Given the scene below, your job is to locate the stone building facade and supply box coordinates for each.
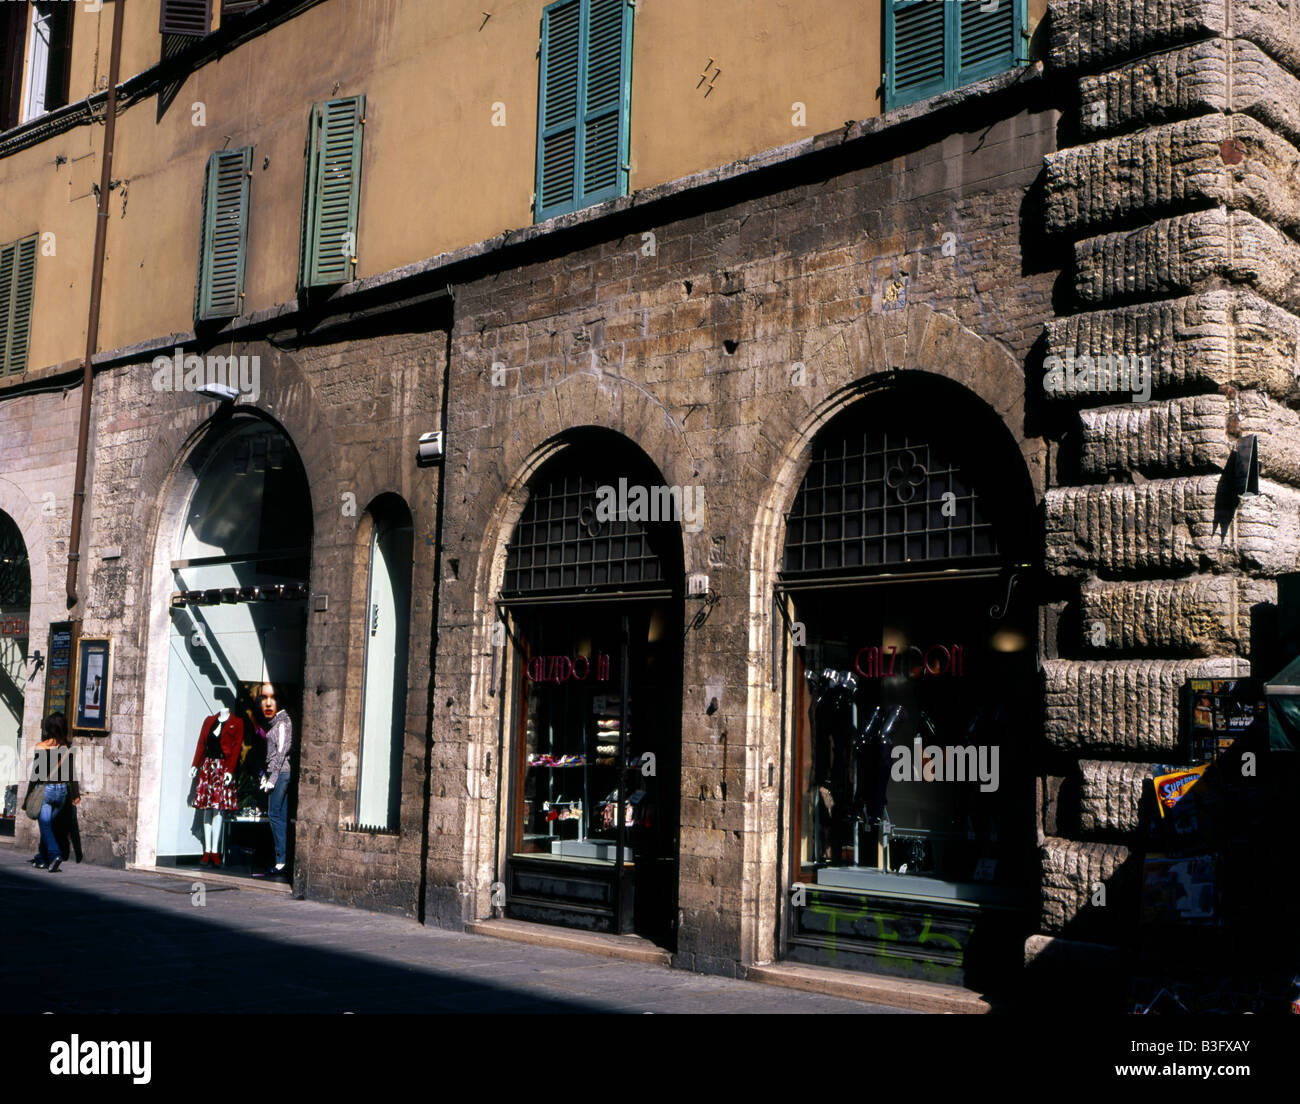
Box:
[1,0,1296,1007]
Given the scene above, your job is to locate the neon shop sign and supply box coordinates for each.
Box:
[0,618,28,638]
[525,653,612,684]
[854,644,964,679]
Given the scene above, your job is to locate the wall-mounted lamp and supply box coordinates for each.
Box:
[417,431,444,466]
[1232,435,1260,497]
[198,382,239,404]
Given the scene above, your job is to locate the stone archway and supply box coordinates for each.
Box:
[741,304,1042,969]
[428,368,701,929]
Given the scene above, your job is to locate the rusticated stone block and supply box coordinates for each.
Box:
[1045,477,1300,575]
[1043,291,1300,404]
[1040,835,1132,932]
[1077,392,1300,484]
[1050,0,1300,77]
[1050,0,1222,71]
[1077,39,1300,148]
[1078,575,1276,654]
[1074,210,1300,313]
[1078,759,1168,833]
[1078,395,1228,476]
[1044,657,1249,755]
[1044,115,1300,238]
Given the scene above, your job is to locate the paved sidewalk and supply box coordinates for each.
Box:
[0,850,905,1013]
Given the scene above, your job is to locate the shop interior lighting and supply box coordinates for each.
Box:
[171,581,310,605]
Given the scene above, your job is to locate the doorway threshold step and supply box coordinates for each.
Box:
[747,961,992,1013]
[466,918,670,965]
[127,863,293,896]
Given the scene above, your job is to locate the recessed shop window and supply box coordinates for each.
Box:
[157,417,312,875]
[884,0,1027,111]
[0,510,30,835]
[499,437,683,943]
[356,497,413,832]
[779,385,1035,984]
[534,0,633,222]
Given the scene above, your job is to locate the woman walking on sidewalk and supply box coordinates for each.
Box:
[26,713,81,872]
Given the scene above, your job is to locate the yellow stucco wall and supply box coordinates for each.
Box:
[2,0,1050,372]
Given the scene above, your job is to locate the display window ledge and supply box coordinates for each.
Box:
[510,850,634,868]
[803,868,1023,910]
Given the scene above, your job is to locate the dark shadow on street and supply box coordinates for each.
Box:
[0,863,616,1014]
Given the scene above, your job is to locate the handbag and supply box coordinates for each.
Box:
[24,783,46,820]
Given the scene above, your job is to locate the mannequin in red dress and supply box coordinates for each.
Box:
[188,705,244,865]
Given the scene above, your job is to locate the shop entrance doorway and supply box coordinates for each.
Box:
[0,509,29,835]
[156,416,312,876]
[778,383,1036,988]
[498,437,683,945]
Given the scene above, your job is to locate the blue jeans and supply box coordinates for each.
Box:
[38,783,68,863]
[268,774,290,866]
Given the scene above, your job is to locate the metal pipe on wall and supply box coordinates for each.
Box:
[65,0,124,608]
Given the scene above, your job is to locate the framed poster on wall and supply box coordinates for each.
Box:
[42,620,78,722]
[71,636,111,733]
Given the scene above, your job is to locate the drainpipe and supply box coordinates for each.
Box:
[66,0,125,608]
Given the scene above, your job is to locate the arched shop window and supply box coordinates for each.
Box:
[780,383,1036,978]
[0,510,30,834]
[157,416,312,873]
[499,434,683,944]
[357,496,413,831]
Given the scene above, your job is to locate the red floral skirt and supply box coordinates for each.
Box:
[194,757,238,811]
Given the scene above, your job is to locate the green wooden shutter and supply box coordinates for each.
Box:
[579,0,631,207]
[536,0,631,221]
[0,235,37,377]
[196,147,251,321]
[298,102,321,291]
[886,0,949,110]
[887,0,1023,110]
[299,95,365,289]
[537,0,582,219]
[160,0,213,37]
[0,242,14,376]
[957,0,1019,85]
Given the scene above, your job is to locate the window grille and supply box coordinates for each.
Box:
[504,471,670,596]
[782,420,998,577]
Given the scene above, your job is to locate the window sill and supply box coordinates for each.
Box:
[340,822,399,837]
